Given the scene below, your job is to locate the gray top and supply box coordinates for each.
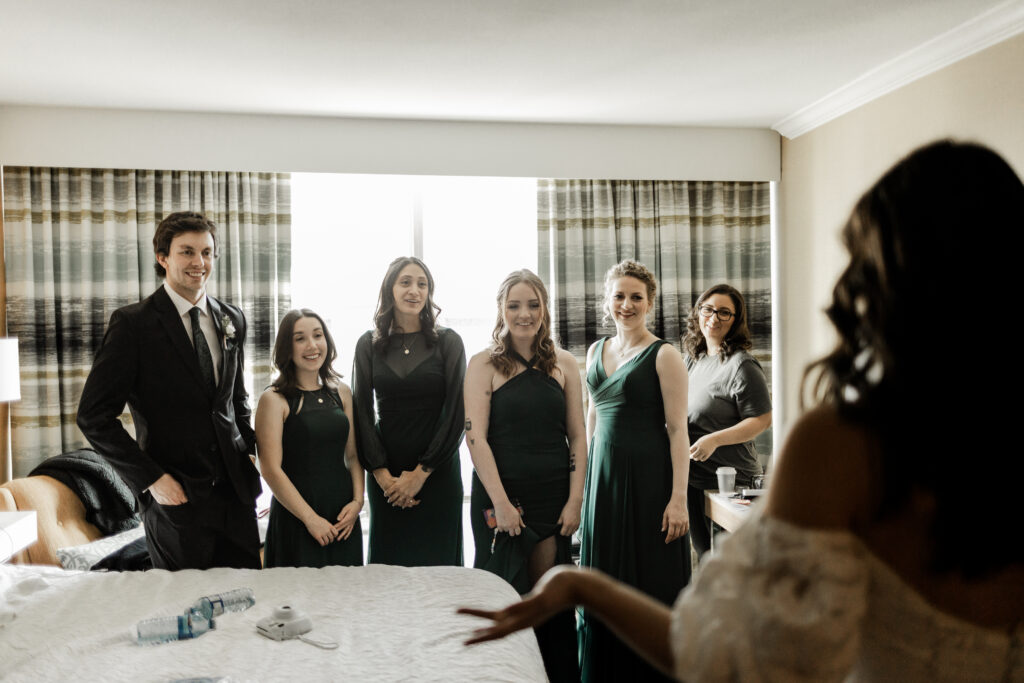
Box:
[686,350,772,489]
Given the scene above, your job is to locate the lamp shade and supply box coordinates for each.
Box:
[0,338,21,402]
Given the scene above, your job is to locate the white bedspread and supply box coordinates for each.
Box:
[0,563,545,682]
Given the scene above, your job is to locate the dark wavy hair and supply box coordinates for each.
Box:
[153,211,217,278]
[489,269,558,377]
[270,309,341,400]
[601,260,657,325]
[803,140,1024,577]
[372,257,441,354]
[682,284,754,359]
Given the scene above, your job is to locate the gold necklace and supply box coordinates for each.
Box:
[615,336,647,358]
[401,333,417,356]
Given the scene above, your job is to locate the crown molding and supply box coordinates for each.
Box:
[773,0,1024,139]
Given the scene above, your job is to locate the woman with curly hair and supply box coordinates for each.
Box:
[578,259,691,682]
[461,141,1024,681]
[682,284,772,557]
[464,269,586,681]
[351,257,466,566]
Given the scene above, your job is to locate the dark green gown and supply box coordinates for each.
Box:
[470,352,580,682]
[352,328,465,567]
[263,387,364,568]
[580,338,691,682]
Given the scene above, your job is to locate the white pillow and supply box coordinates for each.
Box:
[55,526,146,571]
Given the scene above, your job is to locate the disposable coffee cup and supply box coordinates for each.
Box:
[716,466,737,494]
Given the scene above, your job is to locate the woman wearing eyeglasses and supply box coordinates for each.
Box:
[682,284,772,558]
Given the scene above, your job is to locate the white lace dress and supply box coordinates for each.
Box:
[670,512,1023,682]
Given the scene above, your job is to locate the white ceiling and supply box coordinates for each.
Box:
[0,0,1018,131]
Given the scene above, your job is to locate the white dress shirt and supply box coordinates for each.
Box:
[163,281,223,385]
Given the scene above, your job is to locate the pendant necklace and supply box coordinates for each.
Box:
[616,335,647,359]
[401,333,417,356]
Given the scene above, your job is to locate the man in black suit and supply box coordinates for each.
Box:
[77,211,261,570]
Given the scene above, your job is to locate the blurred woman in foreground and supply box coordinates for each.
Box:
[460,140,1024,681]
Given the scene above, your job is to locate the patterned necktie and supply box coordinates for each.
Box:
[189,306,217,394]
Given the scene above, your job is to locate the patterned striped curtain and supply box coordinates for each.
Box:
[537,179,772,450]
[2,168,291,477]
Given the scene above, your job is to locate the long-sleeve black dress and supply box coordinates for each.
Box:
[351,327,466,566]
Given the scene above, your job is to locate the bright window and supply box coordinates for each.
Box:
[291,173,537,371]
[291,173,537,565]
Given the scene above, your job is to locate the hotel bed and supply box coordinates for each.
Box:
[0,474,546,681]
[0,561,545,682]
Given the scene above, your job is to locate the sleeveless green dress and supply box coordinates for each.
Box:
[580,338,691,682]
[263,387,364,568]
[470,351,579,682]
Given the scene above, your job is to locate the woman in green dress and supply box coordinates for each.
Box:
[352,257,466,566]
[465,269,586,682]
[256,309,364,568]
[579,260,691,682]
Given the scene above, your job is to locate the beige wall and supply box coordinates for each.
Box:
[776,32,1024,439]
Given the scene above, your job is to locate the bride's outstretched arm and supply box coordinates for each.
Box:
[459,565,674,676]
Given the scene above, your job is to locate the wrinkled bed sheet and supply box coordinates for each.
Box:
[0,563,545,682]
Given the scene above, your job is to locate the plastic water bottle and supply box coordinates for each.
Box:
[136,613,215,645]
[189,587,255,620]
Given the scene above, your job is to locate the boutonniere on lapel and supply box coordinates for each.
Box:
[221,315,237,350]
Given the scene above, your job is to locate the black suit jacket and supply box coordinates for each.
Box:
[77,286,260,508]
